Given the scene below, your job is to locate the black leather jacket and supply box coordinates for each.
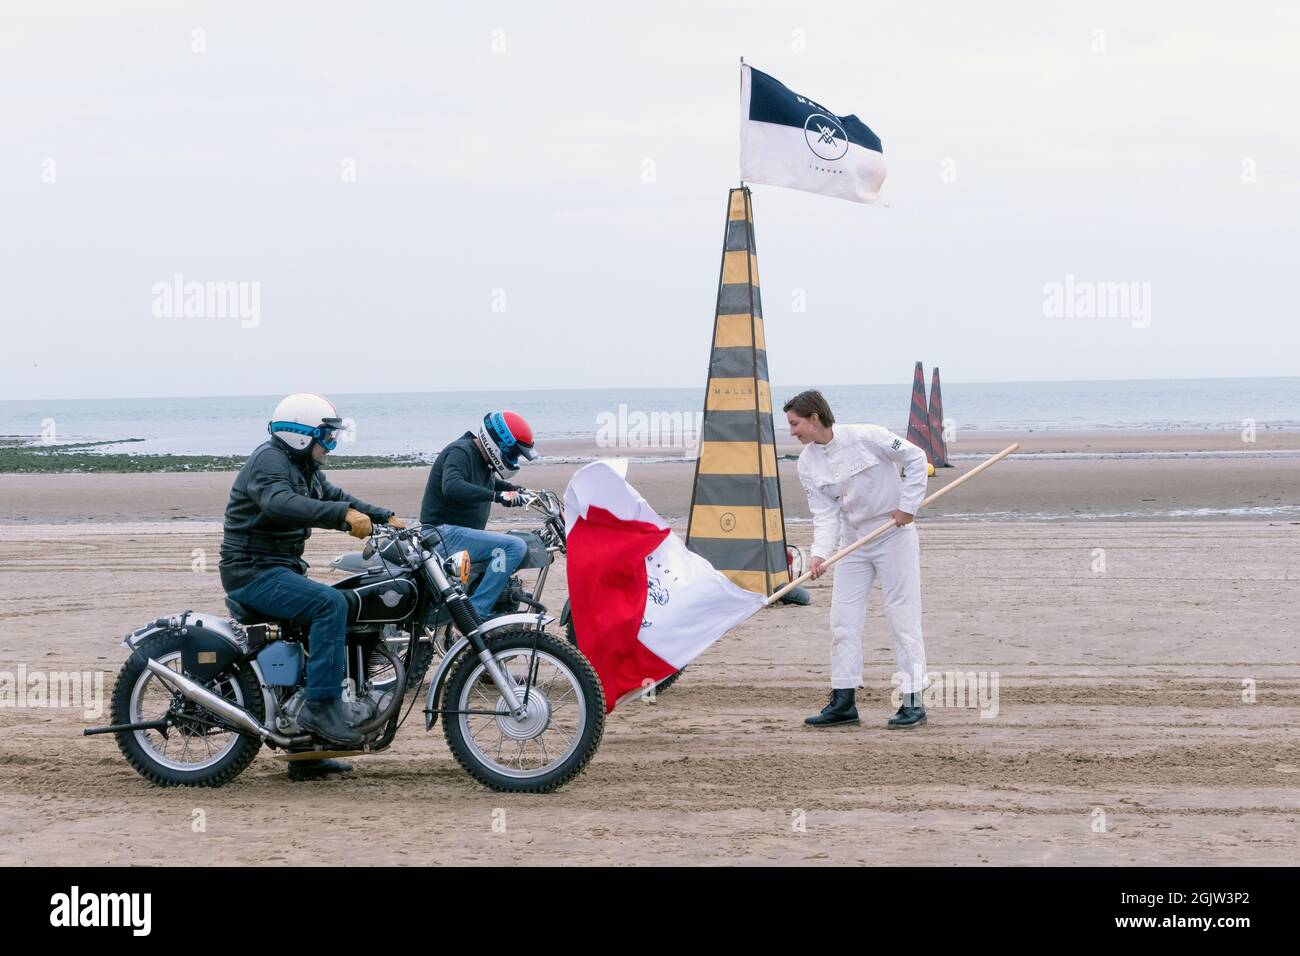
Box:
[219,438,393,592]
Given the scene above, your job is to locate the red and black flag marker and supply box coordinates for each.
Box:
[905,360,934,464]
[927,366,951,467]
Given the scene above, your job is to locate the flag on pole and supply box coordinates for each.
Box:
[564,460,766,711]
[740,63,887,204]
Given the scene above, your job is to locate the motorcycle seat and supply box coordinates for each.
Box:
[225,597,274,625]
[226,592,362,627]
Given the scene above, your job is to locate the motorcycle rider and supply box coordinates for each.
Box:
[220,394,405,776]
[419,411,537,620]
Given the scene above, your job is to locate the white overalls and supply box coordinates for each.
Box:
[797,424,929,694]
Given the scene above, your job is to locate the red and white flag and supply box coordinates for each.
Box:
[563,460,766,711]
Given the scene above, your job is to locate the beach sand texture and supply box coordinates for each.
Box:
[1,434,1297,864]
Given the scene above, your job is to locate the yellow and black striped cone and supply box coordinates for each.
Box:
[685,187,790,596]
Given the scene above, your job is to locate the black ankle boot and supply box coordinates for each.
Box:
[887,691,927,728]
[805,688,859,727]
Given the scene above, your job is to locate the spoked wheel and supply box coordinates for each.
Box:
[111,631,264,787]
[441,627,604,793]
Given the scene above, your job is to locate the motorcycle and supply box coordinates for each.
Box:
[332,489,686,695]
[86,523,606,792]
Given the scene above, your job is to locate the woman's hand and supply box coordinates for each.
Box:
[809,557,828,580]
[892,510,914,527]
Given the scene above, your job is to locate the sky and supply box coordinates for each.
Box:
[2,1,1298,401]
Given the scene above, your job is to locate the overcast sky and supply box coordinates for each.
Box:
[2,1,1297,401]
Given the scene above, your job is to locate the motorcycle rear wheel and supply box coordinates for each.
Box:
[111,631,264,787]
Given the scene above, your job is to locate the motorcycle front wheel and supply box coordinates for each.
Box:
[441,627,604,793]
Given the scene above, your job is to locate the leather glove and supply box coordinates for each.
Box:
[345,508,373,539]
[387,515,407,529]
[495,491,524,508]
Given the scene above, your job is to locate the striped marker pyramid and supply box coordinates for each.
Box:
[928,366,951,467]
[905,360,934,464]
[685,187,790,596]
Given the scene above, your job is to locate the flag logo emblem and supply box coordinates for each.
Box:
[804,113,848,160]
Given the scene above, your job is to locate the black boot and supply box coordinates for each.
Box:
[887,692,927,728]
[287,758,354,782]
[297,698,365,747]
[805,689,859,727]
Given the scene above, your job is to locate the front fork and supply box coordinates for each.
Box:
[424,552,529,717]
[476,644,525,716]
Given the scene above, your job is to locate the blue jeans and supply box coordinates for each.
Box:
[226,566,349,701]
[428,525,527,619]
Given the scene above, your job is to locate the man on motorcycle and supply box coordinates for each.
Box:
[220,393,404,774]
[419,411,538,620]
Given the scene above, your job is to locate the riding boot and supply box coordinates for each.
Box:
[297,698,365,747]
[804,688,860,727]
[887,691,927,729]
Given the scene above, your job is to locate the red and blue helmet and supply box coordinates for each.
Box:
[478,410,536,479]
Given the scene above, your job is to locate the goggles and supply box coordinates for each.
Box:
[269,420,342,451]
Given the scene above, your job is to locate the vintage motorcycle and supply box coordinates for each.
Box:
[86,523,606,792]
[333,489,687,695]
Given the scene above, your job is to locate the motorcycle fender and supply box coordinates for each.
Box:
[122,618,274,718]
[423,613,554,730]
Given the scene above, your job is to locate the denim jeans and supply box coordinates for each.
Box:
[226,566,349,701]
[428,525,527,619]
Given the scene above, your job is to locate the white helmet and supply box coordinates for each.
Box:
[268,393,344,452]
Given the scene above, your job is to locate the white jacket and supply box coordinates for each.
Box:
[796,424,929,560]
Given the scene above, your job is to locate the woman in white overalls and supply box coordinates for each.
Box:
[784,390,930,728]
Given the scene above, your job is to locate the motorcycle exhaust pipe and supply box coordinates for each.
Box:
[145,658,301,748]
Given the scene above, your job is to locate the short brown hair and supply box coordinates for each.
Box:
[782,389,835,426]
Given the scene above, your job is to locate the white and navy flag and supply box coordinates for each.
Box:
[739,64,887,204]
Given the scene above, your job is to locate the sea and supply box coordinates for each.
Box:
[1,378,1298,460]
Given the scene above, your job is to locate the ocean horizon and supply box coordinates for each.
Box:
[2,377,1297,458]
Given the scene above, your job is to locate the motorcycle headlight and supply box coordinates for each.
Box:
[446,550,471,585]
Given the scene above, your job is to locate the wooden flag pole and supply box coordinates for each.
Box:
[764,442,1021,607]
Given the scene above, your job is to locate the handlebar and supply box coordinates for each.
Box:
[362,522,423,561]
[517,488,562,517]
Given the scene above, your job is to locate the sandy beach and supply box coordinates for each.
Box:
[1,431,1298,865]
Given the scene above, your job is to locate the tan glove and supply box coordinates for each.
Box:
[387,516,407,529]
[345,508,373,539]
